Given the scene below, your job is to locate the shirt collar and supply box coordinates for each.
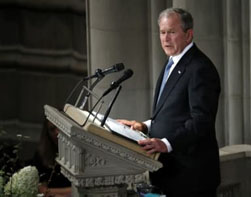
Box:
[169,42,194,65]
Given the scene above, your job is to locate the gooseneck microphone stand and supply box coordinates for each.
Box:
[101,85,122,127]
[64,69,105,110]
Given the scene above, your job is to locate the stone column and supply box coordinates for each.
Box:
[224,0,244,144]
[245,0,251,144]
[86,0,150,120]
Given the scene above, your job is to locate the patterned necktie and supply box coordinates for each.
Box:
[157,58,174,103]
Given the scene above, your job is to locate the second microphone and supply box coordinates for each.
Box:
[102,69,134,97]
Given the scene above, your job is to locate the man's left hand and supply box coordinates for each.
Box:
[138,138,168,154]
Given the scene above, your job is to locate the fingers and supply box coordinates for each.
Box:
[131,121,146,131]
[138,138,168,154]
[117,119,134,127]
[117,119,147,132]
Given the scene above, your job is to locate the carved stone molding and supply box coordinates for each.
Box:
[61,166,147,188]
[0,46,86,72]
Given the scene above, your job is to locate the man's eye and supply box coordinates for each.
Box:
[160,31,175,34]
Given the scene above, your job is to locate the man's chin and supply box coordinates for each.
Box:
[164,51,173,56]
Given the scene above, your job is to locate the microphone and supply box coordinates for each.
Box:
[78,63,124,110]
[85,63,125,80]
[83,69,133,127]
[102,69,133,97]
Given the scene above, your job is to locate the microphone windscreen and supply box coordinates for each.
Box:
[114,63,125,72]
[124,69,133,78]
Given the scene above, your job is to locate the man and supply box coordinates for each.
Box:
[119,8,221,197]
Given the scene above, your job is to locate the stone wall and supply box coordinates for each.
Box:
[218,145,251,197]
[0,0,87,160]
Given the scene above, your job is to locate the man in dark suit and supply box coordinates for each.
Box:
[119,8,221,197]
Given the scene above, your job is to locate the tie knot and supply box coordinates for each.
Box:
[166,58,173,69]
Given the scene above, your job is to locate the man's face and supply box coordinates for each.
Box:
[159,13,193,56]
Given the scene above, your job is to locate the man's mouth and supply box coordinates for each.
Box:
[164,44,171,47]
[165,45,172,49]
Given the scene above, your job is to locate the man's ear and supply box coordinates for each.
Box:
[186,29,194,43]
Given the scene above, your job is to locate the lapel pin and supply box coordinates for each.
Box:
[178,70,181,74]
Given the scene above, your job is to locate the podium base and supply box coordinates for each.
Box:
[72,184,128,197]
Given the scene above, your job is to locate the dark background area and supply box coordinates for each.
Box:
[0,0,87,164]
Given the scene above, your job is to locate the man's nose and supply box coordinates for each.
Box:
[163,33,170,41]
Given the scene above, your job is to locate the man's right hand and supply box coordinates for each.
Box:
[117,119,148,133]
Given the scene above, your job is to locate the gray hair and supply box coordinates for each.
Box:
[158,8,193,32]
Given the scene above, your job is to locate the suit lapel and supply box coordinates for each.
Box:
[152,44,197,119]
[152,63,186,118]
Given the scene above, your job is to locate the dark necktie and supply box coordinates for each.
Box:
[157,58,174,103]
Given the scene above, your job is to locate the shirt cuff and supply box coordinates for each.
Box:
[143,120,173,153]
[143,119,151,132]
[161,138,173,153]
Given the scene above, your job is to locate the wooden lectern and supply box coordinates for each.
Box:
[44,104,162,197]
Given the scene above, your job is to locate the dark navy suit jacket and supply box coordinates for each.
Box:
[149,44,221,195]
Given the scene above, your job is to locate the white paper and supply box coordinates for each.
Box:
[96,114,148,142]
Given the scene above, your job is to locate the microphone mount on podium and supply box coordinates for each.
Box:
[63,64,133,131]
[64,63,125,111]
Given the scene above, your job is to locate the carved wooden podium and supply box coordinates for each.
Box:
[44,104,162,197]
